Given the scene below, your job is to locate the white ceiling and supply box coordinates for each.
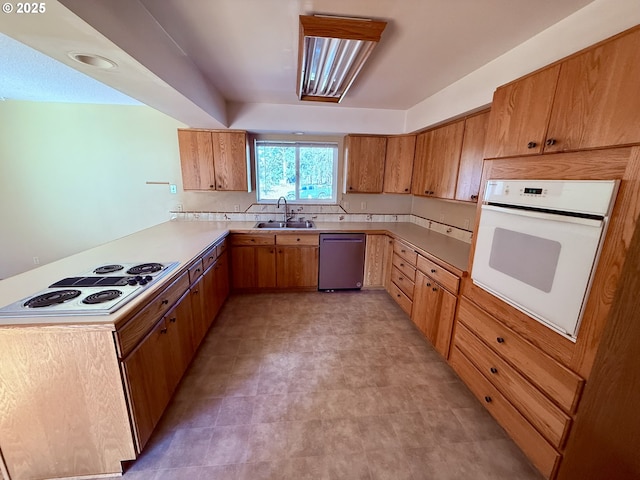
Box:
[0,33,139,104]
[2,0,637,133]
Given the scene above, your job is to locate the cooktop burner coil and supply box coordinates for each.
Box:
[24,290,82,308]
[82,290,123,305]
[127,263,164,275]
[94,264,124,274]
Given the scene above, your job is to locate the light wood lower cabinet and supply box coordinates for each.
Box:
[450,346,561,479]
[450,297,586,479]
[230,234,319,290]
[363,234,392,288]
[276,246,319,288]
[122,317,174,452]
[411,268,458,358]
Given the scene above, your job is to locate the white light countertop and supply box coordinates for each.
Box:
[0,221,471,327]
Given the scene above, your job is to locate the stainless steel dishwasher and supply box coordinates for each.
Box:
[318,233,366,290]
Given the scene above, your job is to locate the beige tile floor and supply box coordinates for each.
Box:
[115,291,543,480]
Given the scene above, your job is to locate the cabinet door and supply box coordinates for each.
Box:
[122,319,171,452]
[412,121,464,199]
[364,234,391,287]
[276,246,319,288]
[213,251,230,320]
[212,131,249,191]
[433,286,456,358]
[231,246,276,289]
[165,291,195,393]
[177,130,215,190]
[411,271,440,340]
[545,27,640,152]
[455,111,490,202]
[484,65,560,159]
[201,264,217,331]
[383,135,416,193]
[345,136,387,193]
[190,275,207,345]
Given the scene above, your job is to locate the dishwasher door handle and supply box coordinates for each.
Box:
[321,238,364,243]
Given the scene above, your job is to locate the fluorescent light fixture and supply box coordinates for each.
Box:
[297,15,387,103]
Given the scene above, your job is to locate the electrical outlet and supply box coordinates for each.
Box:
[176,204,183,212]
[463,218,470,230]
[234,205,240,212]
[360,201,367,210]
[169,184,177,194]
[33,256,39,265]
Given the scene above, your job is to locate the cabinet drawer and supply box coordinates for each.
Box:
[457,298,583,413]
[389,281,412,316]
[392,253,416,281]
[230,234,275,246]
[216,238,228,257]
[202,244,219,270]
[455,324,572,448]
[115,270,189,358]
[391,266,415,300]
[393,240,417,265]
[416,255,459,293]
[276,234,320,246]
[188,259,204,284]
[450,347,560,479]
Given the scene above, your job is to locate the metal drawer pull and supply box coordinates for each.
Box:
[484,396,492,403]
[169,317,177,323]
[160,327,168,334]
[490,367,498,374]
[496,337,505,343]
[161,299,169,305]
[431,269,436,273]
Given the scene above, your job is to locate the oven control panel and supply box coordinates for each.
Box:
[484,179,618,215]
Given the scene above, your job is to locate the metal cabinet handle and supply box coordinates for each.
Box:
[431,269,436,273]
[484,396,492,403]
[490,367,498,374]
[169,317,177,323]
[160,327,168,334]
[546,138,557,146]
[496,337,505,344]
[527,141,537,149]
[161,299,169,305]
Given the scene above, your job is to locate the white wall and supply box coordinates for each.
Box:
[0,101,186,279]
[405,0,640,132]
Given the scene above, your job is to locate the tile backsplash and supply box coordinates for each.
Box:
[169,204,473,243]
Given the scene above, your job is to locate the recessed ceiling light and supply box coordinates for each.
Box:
[293,132,305,135]
[68,53,117,69]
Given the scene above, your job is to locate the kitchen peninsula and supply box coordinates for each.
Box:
[0,220,469,480]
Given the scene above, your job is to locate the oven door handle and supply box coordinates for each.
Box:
[481,204,604,228]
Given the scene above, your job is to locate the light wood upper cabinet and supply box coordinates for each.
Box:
[178,129,250,191]
[412,120,464,199]
[483,65,560,159]
[383,135,416,193]
[345,135,387,193]
[545,27,640,152]
[485,25,640,158]
[211,131,249,190]
[455,111,490,202]
[178,130,215,190]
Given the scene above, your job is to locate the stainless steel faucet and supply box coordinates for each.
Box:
[277,196,289,226]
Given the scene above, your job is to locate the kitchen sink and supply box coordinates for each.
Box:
[254,220,315,229]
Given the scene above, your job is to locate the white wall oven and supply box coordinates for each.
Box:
[472,180,618,341]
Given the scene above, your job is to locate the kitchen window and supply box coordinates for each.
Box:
[255,141,338,203]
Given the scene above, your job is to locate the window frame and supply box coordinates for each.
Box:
[254,140,339,204]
